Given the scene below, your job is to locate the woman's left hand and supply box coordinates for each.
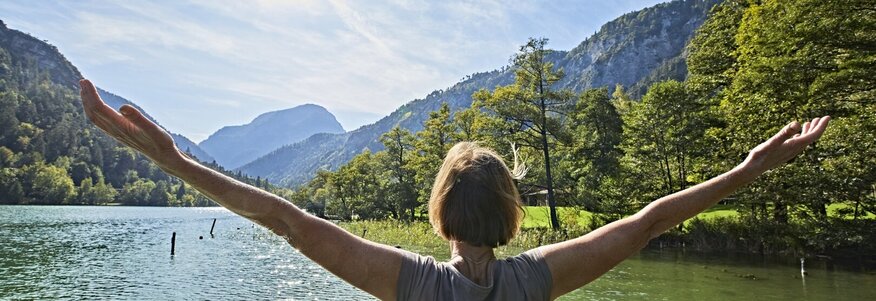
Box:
[742,116,831,175]
[79,79,184,169]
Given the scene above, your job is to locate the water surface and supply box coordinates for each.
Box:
[1,206,873,300]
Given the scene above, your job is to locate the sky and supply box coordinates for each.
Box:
[1,0,666,142]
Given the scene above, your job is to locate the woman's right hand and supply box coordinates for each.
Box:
[79,79,184,171]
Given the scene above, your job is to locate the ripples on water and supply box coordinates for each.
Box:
[1,206,875,300]
[0,206,372,300]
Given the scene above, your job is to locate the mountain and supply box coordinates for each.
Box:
[198,104,344,169]
[0,19,212,162]
[239,0,720,187]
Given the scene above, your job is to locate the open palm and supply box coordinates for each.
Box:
[79,79,180,165]
[744,116,831,174]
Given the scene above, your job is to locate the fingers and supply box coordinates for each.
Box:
[807,116,830,138]
[79,79,128,129]
[120,104,166,138]
[790,116,831,146]
[768,121,801,146]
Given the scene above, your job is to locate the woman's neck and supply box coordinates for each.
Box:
[449,241,496,286]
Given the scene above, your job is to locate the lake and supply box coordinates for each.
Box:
[1,206,874,300]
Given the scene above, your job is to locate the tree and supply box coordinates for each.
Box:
[30,163,76,204]
[562,88,625,215]
[722,0,875,222]
[0,146,15,168]
[118,179,156,206]
[685,0,748,93]
[149,180,172,206]
[380,127,418,220]
[411,103,455,213]
[622,80,717,205]
[0,168,23,204]
[175,182,186,201]
[476,38,574,229]
[77,177,117,205]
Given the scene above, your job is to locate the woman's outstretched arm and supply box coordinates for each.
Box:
[79,79,403,300]
[541,116,831,299]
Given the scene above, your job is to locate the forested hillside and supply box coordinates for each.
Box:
[240,0,721,187]
[286,0,875,256]
[0,20,278,206]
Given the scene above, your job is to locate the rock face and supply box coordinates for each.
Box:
[0,20,80,89]
[198,104,345,169]
[0,20,215,163]
[240,0,721,187]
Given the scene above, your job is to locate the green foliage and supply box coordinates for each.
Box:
[559,88,626,216]
[118,179,156,206]
[0,168,23,203]
[298,1,874,257]
[622,80,719,207]
[476,37,575,229]
[76,178,116,205]
[380,127,418,220]
[713,0,876,225]
[29,162,75,204]
[410,103,455,213]
[0,40,291,206]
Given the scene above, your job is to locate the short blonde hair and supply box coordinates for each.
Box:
[428,142,524,247]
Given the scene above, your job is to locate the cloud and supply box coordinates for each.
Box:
[1,0,668,142]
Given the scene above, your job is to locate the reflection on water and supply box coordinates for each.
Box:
[1,206,874,300]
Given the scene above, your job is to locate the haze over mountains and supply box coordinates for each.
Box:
[240,0,721,187]
[198,104,344,169]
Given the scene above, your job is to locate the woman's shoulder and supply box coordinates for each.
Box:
[498,247,547,268]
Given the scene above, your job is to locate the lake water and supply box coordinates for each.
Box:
[1,206,874,300]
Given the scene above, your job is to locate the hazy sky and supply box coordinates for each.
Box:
[2,0,666,142]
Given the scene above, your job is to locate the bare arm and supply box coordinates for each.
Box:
[79,79,403,300]
[542,116,831,299]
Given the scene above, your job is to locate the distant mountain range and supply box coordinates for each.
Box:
[198,104,344,169]
[239,0,722,187]
[0,0,721,188]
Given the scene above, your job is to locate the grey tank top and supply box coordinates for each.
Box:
[396,248,552,301]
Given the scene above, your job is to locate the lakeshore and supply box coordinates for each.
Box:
[2,205,875,300]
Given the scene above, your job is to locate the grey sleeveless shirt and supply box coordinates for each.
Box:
[396,248,553,301]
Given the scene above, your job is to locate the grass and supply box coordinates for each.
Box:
[695,204,740,220]
[828,203,876,219]
[521,206,594,228]
[522,205,740,229]
[338,203,873,257]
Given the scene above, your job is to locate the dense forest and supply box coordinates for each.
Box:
[287,0,875,256]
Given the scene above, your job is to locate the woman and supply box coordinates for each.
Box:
[78,79,830,300]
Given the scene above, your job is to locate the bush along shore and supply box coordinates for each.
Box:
[338,209,876,267]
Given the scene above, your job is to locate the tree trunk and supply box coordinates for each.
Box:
[540,97,560,229]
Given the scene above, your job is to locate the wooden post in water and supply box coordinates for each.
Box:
[171,232,176,256]
[210,218,217,238]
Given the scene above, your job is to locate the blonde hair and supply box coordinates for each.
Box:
[428,142,525,247]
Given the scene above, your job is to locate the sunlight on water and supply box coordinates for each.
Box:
[1,206,874,300]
